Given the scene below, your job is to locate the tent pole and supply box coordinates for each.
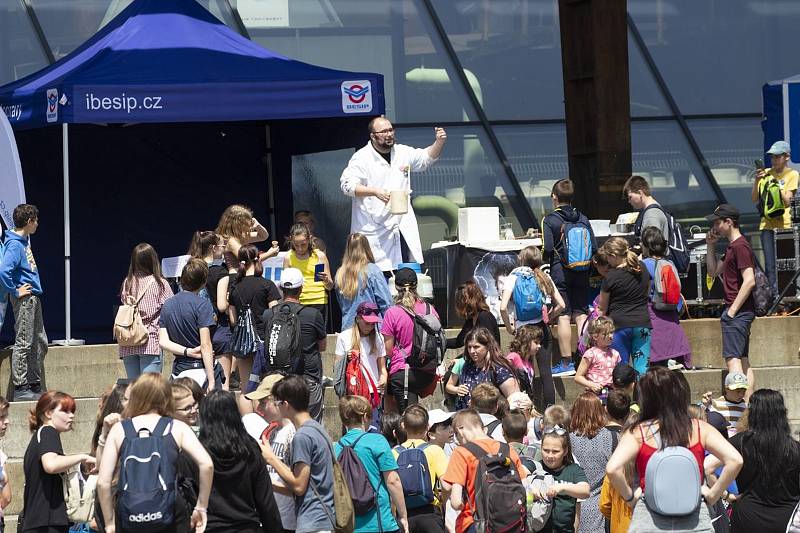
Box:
[55,123,84,346]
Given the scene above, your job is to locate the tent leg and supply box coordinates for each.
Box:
[54,123,84,346]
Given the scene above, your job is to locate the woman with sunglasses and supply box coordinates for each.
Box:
[528,425,590,533]
[605,367,742,532]
[334,302,387,409]
[445,327,520,411]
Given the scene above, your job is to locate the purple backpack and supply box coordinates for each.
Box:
[337,432,378,515]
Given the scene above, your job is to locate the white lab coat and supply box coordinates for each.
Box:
[340,141,436,271]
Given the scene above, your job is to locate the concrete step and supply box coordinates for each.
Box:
[1,316,797,400]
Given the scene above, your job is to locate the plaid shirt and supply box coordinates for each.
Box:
[118,275,173,357]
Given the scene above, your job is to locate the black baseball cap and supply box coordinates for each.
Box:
[394,267,418,287]
[705,203,740,222]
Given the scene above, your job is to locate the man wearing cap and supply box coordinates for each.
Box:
[340,118,447,272]
[262,267,327,422]
[705,372,749,438]
[242,375,297,533]
[752,140,798,295]
[705,204,756,387]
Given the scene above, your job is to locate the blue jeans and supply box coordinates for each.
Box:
[123,354,162,379]
[612,327,652,377]
[761,229,779,295]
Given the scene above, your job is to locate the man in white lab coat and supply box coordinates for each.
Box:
[340,117,447,272]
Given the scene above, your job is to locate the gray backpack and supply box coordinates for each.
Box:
[643,424,702,516]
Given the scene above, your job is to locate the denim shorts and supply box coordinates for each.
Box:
[720,308,755,359]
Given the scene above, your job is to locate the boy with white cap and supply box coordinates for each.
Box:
[261,267,327,422]
[704,371,749,438]
[752,140,798,295]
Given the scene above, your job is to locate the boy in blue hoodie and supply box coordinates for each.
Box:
[0,204,46,401]
[542,179,596,378]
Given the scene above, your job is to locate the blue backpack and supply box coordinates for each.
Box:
[512,268,544,322]
[116,417,177,531]
[558,215,592,271]
[393,443,435,509]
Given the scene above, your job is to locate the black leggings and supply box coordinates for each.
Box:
[531,322,555,408]
[388,369,435,413]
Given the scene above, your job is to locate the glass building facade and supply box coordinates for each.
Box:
[1,0,796,254]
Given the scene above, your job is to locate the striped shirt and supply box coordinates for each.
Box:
[711,396,747,437]
[118,275,173,357]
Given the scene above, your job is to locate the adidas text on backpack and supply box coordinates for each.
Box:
[117,417,177,531]
[263,302,305,373]
[464,442,528,533]
[511,268,544,323]
[642,423,702,517]
[394,443,435,509]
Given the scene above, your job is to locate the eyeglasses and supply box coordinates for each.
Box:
[543,425,567,436]
[372,128,395,135]
[176,403,198,413]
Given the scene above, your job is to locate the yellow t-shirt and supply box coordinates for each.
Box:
[393,438,449,507]
[287,249,327,305]
[759,167,799,230]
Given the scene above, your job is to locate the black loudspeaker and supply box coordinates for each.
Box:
[681,262,725,302]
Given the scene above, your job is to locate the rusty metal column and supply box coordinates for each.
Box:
[558,0,631,219]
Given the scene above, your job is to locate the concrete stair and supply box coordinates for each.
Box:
[0,316,796,532]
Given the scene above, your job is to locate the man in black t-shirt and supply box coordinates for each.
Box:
[705,204,756,395]
[263,268,327,423]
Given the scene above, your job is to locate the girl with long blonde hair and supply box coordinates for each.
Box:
[215,204,278,272]
[335,233,392,329]
[596,236,653,375]
[500,245,565,407]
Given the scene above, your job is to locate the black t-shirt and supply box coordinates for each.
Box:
[23,425,68,529]
[229,276,282,337]
[729,431,800,531]
[601,264,652,329]
[206,264,230,326]
[446,309,501,350]
[262,302,326,382]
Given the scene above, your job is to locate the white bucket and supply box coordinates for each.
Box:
[389,189,409,215]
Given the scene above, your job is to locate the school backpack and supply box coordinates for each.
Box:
[643,425,702,517]
[393,443,435,509]
[634,205,691,274]
[758,176,785,219]
[230,288,262,358]
[262,302,305,373]
[523,461,554,533]
[401,303,446,372]
[645,259,682,312]
[512,268,544,323]
[336,432,378,515]
[116,417,177,531]
[556,211,592,271]
[464,442,528,533]
[62,465,97,524]
[113,278,155,347]
[345,350,381,409]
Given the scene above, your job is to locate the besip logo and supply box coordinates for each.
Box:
[46,88,58,123]
[128,511,163,522]
[341,80,372,114]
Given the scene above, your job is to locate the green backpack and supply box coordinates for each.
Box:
[758,176,785,219]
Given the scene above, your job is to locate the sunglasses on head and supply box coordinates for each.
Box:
[543,425,567,436]
[359,307,379,316]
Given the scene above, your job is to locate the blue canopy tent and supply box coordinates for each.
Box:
[0,0,384,343]
[763,76,800,162]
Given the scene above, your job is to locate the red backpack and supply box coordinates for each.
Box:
[345,351,380,408]
[648,259,681,311]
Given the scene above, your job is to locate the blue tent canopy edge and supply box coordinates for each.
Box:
[0,0,385,129]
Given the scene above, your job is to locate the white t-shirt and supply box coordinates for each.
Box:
[335,328,386,391]
[242,415,297,530]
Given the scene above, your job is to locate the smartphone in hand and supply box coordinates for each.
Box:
[314,263,325,282]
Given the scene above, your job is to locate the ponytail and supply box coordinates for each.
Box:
[623,250,641,274]
[599,237,641,275]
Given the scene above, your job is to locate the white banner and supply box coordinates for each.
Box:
[0,107,25,230]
